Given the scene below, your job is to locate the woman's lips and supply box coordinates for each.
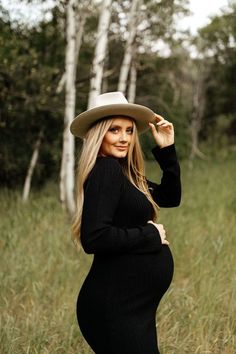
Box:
[116,146,128,150]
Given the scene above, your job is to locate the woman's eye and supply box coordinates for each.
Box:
[109,128,119,133]
[109,128,133,134]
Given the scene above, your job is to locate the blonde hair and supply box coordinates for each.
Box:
[71,117,160,248]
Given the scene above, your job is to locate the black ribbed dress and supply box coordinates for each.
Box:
[76,143,181,354]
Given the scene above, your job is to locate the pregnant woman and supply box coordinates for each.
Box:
[70,92,181,354]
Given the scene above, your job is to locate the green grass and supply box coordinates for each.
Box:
[1,155,236,353]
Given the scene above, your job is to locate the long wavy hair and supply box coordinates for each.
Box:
[71,116,160,248]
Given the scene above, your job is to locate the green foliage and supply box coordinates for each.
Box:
[138,52,191,159]
[1,157,236,353]
[0,7,65,187]
[197,4,236,145]
[0,1,235,188]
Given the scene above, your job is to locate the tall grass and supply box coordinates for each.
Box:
[146,153,236,353]
[1,155,235,354]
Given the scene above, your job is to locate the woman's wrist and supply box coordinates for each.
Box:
[156,142,175,149]
[151,143,178,169]
[158,142,175,149]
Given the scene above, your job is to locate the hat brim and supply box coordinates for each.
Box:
[70,103,156,138]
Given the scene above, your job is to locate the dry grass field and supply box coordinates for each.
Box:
[1,154,235,353]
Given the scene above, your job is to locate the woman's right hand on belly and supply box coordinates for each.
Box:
[147,221,169,245]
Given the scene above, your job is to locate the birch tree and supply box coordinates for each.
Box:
[22,130,43,202]
[117,0,188,96]
[87,0,112,109]
[117,0,141,95]
[127,59,137,103]
[189,64,208,163]
[56,5,87,94]
[60,0,79,215]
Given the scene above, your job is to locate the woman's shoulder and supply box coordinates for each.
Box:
[95,155,122,169]
[88,156,123,181]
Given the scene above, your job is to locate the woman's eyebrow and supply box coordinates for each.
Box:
[110,124,133,128]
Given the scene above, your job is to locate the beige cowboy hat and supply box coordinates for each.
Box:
[70,91,156,138]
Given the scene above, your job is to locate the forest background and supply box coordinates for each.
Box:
[0,0,236,353]
[1,0,235,192]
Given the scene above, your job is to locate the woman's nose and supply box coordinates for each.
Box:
[119,132,128,142]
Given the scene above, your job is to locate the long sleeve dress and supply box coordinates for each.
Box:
[76,143,181,354]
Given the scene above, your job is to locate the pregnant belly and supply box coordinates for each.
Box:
[111,245,174,298]
[81,246,174,308]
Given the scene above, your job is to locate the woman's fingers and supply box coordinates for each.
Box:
[147,221,170,245]
[151,114,173,129]
[162,239,169,245]
[149,121,171,129]
[156,120,173,127]
[154,114,165,121]
[157,123,171,128]
[148,122,158,134]
[149,117,174,148]
[148,122,155,128]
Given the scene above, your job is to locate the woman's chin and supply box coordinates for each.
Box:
[110,151,127,159]
[114,150,128,158]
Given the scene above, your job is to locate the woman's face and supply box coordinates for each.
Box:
[99,117,134,158]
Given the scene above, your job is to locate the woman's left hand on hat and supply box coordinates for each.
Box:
[148,114,174,148]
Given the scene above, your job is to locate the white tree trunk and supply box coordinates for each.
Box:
[56,13,86,94]
[60,0,79,215]
[189,69,208,163]
[22,130,43,203]
[127,60,137,103]
[117,0,140,94]
[87,0,112,109]
[56,72,66,95]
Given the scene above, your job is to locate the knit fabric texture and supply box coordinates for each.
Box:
[77,143,181,354]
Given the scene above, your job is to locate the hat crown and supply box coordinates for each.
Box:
[70,91,155,138]
[94,92,128,108]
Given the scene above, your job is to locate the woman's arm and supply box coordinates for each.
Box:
[80,157,162,255]
[147,114,181,207]
[146,143,181,207]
